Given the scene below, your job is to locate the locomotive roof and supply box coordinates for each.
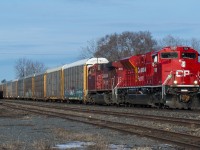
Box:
[149,46,197,56]
[159,46,196,52]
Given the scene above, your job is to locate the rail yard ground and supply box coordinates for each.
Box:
[0,100,196,150]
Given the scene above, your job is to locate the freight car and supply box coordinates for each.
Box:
[87,46,200,109]
[0,58,109,103]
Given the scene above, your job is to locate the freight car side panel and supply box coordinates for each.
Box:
[11,80,18,98]
[34,73,45,99]
[6,82,12,98]
[64,65,84,100]
[46,70,62,99]
[0,84,2,91]
[3,84,6,98]
[17,79,24,98]
[24,77,33,99]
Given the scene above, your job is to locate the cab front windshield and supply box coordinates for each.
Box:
[181,53,196,59]
[161,52,178,59]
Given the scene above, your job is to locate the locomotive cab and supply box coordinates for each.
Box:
[159,46,200,109]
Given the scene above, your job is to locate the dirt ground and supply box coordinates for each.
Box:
[0,104,183,150]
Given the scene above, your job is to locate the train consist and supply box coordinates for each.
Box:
[1,46,200,109]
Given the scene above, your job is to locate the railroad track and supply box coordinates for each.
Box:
[4,100,200,128]
[2,101,200,149]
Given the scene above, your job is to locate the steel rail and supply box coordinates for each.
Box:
[2,102,200,150]
[4,100,200,128]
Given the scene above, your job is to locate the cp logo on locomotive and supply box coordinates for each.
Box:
[176,70,190,77]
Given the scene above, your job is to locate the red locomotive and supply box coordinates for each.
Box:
[87,46,200,109]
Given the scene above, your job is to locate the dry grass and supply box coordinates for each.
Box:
[32,139,54,150]
[131,147,152,150]
[0,141,23,150]
[0,139,55,150]
[53,128,109,150]
[0,106,108,149]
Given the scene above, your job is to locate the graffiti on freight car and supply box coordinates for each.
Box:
[65,88,83,100]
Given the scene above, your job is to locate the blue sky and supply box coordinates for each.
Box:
[0,0,200,81]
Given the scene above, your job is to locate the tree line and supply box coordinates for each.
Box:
[1,58,47,83]
[80,31,200,61]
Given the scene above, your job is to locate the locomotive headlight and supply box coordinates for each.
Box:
[174,80,178,84]
[194,80,198,85]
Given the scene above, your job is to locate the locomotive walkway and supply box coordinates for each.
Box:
[2,100,200,149]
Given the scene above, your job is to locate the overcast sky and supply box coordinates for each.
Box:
[0,0,200,80]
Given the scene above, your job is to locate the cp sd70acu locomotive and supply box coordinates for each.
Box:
[87,46,200,109]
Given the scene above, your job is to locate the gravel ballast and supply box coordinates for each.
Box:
[0,102,186,150]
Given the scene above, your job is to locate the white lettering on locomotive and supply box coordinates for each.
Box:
[138,67,146,73]
[176,70,190,77]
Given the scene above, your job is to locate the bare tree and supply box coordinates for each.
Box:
[15,58,47,78]
[158,35,182,47]
[95,33,121,61]
[81,31,157,61]
[190,38,200,52]
[158,35,200,51]
[80,40,97,59]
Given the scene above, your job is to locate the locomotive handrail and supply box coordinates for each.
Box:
[162,72,172,99]
[112,81,121,99]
